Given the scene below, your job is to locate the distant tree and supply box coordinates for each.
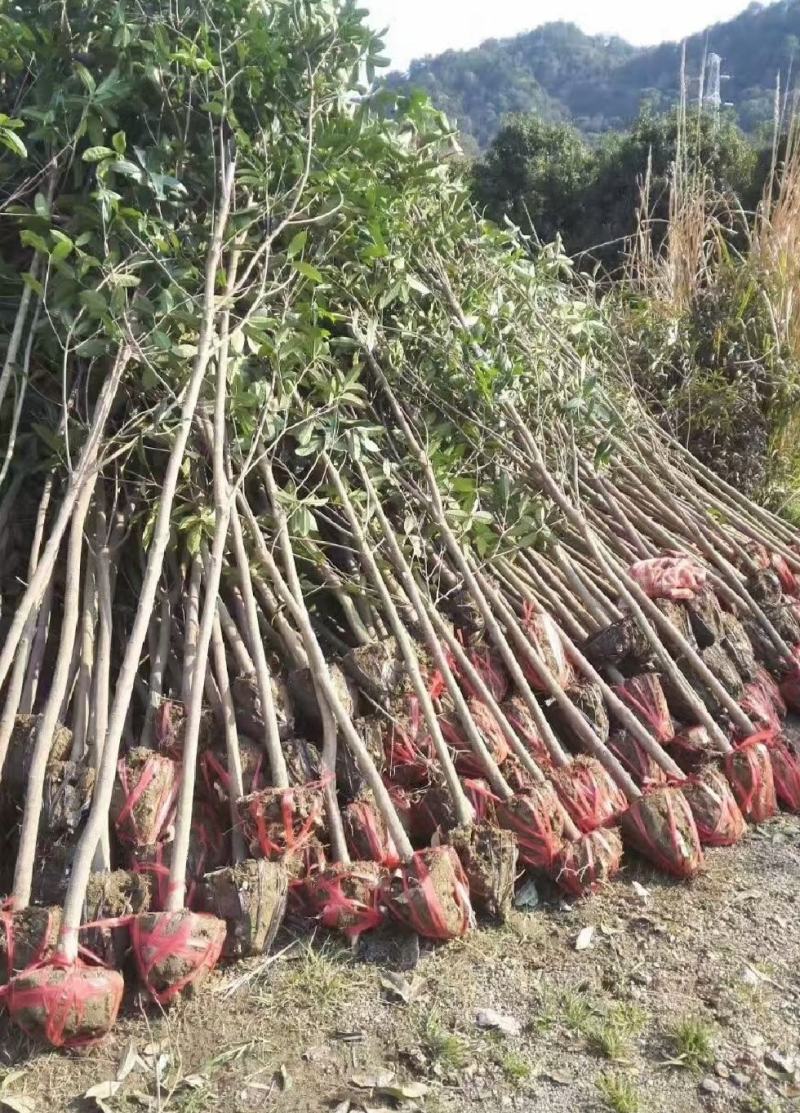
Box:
[472,116,591,245]
[472,108,759,268]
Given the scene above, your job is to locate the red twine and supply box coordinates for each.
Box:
[113,752,180,847]
[552,828,623,897]
[520,605,572,691]
[613,674,675,743]
[622,786,704,878]
[494,783,568,871]
[683,766,747,847]
[342,798,401,869]
[439,699,509,778]
[724,733,778,823]
[131,910,226,1005]
[6,958,124,1048]
[383,847,473,941]
[549,758,628,833]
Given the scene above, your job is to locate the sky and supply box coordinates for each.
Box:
[365,0,756,71]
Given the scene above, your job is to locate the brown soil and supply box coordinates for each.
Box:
[609,729,670,787]
[684,767,748,847]
[199,859,289,959]
[5,814,800,1112]
[232,672,295,742]
[8,964,123,1047]
[110,748,178,846]
[553,826,624,896]
[447,823,517,920]
[550,757,629,833]
[549,680,611,751]
[495,784,569,871]
[726,741,778,823]
[42,759,95,835]
[237,785,327,861]
[81,869,152,968]
[4,715,72,796]
[343,639,406,703]
[0,906,61,983]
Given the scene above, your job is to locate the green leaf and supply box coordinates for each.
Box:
[51,238,73,262]
[109,273,140,288]
[292,260,323,284]
[82,146,114,163]
[19,229,48,254]
[0,129,26,158]
[287,230,308,259]
[79,289,108,315]
[74,63,96,93]
[75,338,108,356]
[33,193,49,218]
[112,130,127,154]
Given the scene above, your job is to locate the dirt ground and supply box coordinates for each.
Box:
[3,816,800,1113]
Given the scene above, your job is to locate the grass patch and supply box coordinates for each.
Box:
[498,1050,532,1086]
[419,1012,471,1070]
[596,1071,641,1113]
[668,1015,715,1072]
[271,941,364,1017]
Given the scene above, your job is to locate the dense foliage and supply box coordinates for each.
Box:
[473,110,758,266]
[387,4,800,150]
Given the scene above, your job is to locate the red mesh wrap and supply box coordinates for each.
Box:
[383,847,473,941]
[384,696,434,786]
[608,730,670,788]
[0,905,61,984]
[111,751,179,847]
[131,910,226,1005]
[552,827,623,896]
[765,734,800,812]
[237,783,326,862]
[724,734,778,822]
[520,607,572,692]
[342,798,401,869]
[462,778,499,824]
[7,959,124,1048]
[628,553,707,601]
[740,666,788,733]
[779,646,800,713]
[306,862,386,939]
[747,542,799,597]
[549,757,628,833]
[439,699,509,778]
[613,674,674,743]
[667,725,717,774]
[448,643,509,703]
[501,696,555,770]
[494,782,569,871]
[683,765,747,846]
[622,786,704,878]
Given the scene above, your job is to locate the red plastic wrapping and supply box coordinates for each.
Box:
[237,783,326,863]
[549,757,628,833]
[342,798,401,869]
[384,697,434,786]
[552,827,623,897]
[765,735,800,812]
[383,847,473,941]
[628,553,707,601]
[613,674,675,743]
[779,646,800,713]
[682,765,747,846]
[724,734,778,822]
[112,751,179,847]
[7,959,124,1048]
[306,862,386,939]
[462,778,499,824]
[621,786,704,878]
[608,730,670,788]
[520,607,572,692]
[501,696,555,770]
[439,699,509,778]
[131,910,226,1005]
[494,782,569,871]
[667,725,717,774]
[448,642,510,703]
[742,669,786,733]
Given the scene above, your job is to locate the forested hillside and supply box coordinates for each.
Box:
[386,1,800,148]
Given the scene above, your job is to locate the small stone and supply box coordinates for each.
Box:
[714,1062,730,1080]
[700,1077,721,1094]
[764,1049,795,1074]
[731,1073,749,1088]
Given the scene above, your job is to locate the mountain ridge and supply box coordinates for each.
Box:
[385,2,800,148]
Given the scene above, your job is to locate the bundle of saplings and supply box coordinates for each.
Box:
[1,0,800,1051]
